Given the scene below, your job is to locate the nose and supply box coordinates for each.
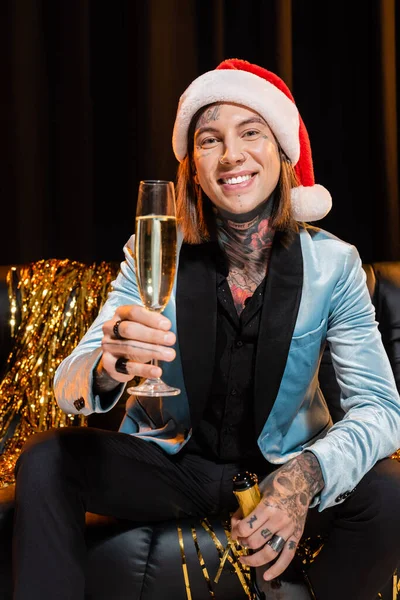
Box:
[220,139,246,165]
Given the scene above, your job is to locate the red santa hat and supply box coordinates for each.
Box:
[172,58,331,222]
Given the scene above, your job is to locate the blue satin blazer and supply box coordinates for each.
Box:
[54,226,400,510]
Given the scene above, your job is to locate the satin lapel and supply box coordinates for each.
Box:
[176,242,218,430]
[254,230,303,437]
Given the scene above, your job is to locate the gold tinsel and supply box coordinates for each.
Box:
[1,258,399,596]
[179,521,323,599]
[0,259,118,487]
[175,519,251,599]
[392,449,400,462]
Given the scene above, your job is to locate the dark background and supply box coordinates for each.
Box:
[0,0,399,265]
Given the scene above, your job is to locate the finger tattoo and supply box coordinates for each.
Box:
[261,528,272,539]
[288,540,297,551]
[247,515,257,529]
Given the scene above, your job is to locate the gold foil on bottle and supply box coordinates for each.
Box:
[214,478,261,585]
[233,484,262,518]
[0,259,118,487]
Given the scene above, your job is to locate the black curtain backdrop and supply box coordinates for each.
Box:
[0,0,399,265]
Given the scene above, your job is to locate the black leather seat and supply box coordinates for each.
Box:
[0,262,399,599]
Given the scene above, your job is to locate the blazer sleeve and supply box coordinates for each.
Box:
[54,236,142,416]
[307,244,400,511]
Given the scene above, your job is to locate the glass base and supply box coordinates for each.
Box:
[127,377,180,397]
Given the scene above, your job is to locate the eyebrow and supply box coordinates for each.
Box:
[195,116,268,138]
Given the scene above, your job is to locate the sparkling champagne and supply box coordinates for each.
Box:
[135,215,177,311]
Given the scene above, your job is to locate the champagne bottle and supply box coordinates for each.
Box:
[232,471,262,517]
[215,472,265,598]
[233,472,267,600]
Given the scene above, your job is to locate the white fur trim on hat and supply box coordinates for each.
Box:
[291,184,332,222]
[172,69,300,163]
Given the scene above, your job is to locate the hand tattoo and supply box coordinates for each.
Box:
[259,452,324,539]
[247,515,257,529]
[261,528,272,539]
[288,541,297,551]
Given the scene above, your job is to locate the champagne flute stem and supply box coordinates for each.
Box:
[152,358,159,377]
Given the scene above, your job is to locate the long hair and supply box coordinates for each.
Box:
[176,107,300,244]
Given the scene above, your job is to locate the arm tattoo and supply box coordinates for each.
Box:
[247,515,257,529]
[296,451,325,498]
[93,359,120,394]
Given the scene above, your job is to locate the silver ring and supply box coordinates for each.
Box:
[113,320,124,340]
[266,534,286,553]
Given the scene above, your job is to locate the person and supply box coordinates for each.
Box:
[12,59,400,600]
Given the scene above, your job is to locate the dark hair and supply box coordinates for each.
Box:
[176,105,300,244]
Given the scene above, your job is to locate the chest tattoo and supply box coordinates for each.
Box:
[227,269,263,314]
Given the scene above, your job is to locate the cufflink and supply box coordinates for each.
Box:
[335,488,356,503]
[73,398,85,411]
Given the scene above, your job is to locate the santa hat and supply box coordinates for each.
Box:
[172,58,331,222]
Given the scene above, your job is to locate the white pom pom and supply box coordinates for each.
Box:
[290,184,332,222]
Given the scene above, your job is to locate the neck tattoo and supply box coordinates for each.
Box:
[216,198,276,314]
[227,215,259,231]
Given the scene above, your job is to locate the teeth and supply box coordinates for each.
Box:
[222,174,252,185]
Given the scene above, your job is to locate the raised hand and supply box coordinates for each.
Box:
[94,305,176,392]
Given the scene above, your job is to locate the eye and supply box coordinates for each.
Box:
[243,129,261,139]
[198,136,219,148]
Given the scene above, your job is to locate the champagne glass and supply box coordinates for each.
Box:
[127,180,180,397]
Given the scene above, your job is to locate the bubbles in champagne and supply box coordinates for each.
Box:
[135,215,177,311]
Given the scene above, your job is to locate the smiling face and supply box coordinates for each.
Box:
[192,103,281,215]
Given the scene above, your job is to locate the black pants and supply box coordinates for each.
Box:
[12,427,400,600]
